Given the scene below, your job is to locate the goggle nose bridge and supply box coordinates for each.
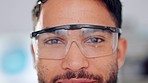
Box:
[65,40,85,57]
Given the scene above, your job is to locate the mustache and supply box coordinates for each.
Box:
[52,70,103,83]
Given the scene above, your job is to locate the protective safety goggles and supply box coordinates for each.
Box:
[31,24,122,60]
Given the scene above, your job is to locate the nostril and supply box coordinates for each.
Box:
[61,57,89,72]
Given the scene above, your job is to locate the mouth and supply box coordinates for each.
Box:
[56,78,98,83]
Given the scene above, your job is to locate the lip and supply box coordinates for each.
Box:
[56,78,98,83]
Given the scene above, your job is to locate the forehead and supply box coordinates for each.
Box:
[38,0,115,29]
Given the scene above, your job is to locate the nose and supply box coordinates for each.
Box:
[61,42,89,71]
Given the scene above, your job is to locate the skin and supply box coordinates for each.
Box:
[32,0,127,83]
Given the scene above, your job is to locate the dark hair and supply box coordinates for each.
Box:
[32,0,122,28]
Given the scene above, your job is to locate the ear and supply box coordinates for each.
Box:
[117,37,127,69]
[31,44,37,68]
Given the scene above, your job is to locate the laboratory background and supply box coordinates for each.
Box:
[0,0,148,83]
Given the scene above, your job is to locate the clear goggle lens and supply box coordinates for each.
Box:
[32,25,119,60]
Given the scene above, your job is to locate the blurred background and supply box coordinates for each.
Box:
[0,0,148,83]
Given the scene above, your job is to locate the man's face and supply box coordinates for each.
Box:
[32,0,127,83]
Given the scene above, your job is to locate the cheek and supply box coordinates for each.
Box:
[89,54,118,78]
[36,59,63,81]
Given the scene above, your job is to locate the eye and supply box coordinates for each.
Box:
[86,37,104,43]
[44,38,62,45]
